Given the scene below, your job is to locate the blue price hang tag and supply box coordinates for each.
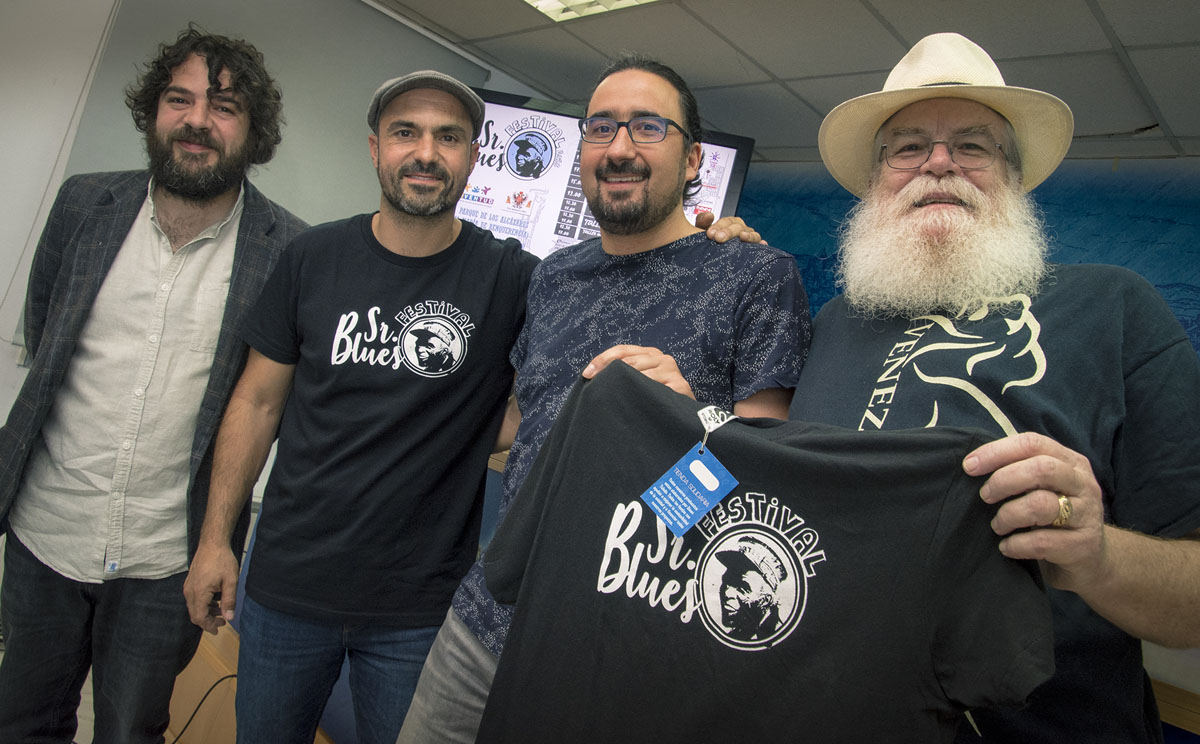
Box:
[640,442,738,539]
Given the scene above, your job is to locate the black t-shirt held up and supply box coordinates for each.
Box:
[480,361,1054,743]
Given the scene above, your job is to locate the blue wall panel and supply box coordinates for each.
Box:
[739,159,1200,353]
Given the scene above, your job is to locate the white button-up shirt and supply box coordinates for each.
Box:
[11,183,242,581]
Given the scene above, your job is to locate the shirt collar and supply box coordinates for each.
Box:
[146,178,246,245]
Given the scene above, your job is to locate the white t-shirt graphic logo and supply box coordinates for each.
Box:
[401,315,468,377]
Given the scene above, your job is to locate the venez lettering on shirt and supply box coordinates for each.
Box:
[858,319,934,430]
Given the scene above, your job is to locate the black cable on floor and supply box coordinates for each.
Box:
[169,673,236,743]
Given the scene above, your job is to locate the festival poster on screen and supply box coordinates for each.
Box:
[457,103,741,259]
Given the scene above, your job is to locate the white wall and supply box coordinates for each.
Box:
[0,0,122,404]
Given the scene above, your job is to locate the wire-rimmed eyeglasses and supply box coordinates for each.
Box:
[880,133,1004,170]
[579,116,689,144]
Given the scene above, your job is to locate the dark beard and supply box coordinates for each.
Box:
[146,124,250,201]
[379,160,461,217]
[586,160,683,236]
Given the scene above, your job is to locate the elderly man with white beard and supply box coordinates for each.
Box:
[790,33,1200,744]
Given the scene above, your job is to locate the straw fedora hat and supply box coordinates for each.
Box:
[819,33,1074,197]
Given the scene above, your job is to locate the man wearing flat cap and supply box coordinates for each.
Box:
[182,70,539,742]
[789,32,1200,743]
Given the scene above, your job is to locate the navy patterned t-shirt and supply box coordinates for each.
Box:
[451,231,812,655]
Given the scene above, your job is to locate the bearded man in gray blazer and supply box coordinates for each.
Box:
[0,27,305,744]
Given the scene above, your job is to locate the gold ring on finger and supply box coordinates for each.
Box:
[1051,493,1072,528]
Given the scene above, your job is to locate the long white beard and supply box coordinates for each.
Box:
[837,174,1049,318]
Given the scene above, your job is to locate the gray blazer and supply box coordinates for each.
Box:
[0,170,308,559]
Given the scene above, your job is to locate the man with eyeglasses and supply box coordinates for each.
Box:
[397,54,810,744]
[790,33,1200,742]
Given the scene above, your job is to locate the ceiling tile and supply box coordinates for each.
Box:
[381,0,550,41]
[367,0,1197,166]
[784,70,890,116]
[695,82,824,148]
[566,3,770,87]
[1128,46,1200,137]
[474,27,609,101]
[1000,53,1154,137]
[1094,0,1200,45]
[869,0,1110,56]
[679,0,909,77]
[1066,138,1180,159]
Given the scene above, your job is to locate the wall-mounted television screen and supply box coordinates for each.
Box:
[458,88,755,259]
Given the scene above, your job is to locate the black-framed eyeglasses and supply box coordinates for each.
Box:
[880,133,1003,170]
[579,116,689,144]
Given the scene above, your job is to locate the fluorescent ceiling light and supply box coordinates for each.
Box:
[523,0,661,22]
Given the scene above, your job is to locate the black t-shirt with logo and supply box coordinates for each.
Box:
[479,361,1053,743]
[242,214,539,624]
[791,264,1200,743]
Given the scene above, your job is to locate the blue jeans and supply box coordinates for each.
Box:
[0,533,201,744]
[235,594,439,744]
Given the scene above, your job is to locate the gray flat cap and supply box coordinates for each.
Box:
[367,70,485,138]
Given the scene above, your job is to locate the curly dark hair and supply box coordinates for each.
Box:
[125,25,283,165]
[592,53,703,201]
